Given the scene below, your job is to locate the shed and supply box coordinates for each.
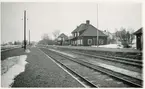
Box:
[133,27,143,50]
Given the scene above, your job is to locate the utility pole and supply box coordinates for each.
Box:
[29,30,30,45]
[24,10,27,50]
[96,4,99,46]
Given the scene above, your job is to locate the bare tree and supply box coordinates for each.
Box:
[52,30,60,40]
[127,28,135,44]
[39,33,54,45]
[41,33,49,40]
[115,27,135,48]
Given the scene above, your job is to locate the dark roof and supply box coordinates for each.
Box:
[80,25,107,36]
[72,26,79,33]
[71,23,88,33]
[72,22,107,36]
[134,27,142,35]
[57,33,68,40]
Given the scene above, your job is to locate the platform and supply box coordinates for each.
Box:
[11,47,84,87]
[52,45,141,53]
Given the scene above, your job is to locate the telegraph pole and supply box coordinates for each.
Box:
[29,30,30,45]
[96,4,99,46]
[24,10,26,50]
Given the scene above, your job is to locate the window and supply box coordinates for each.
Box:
[78,32,79,36]
[75,33,77,37]
[75,41,77,45]
[80,39,83,45]
[88,39,92,45]
[99,39,104,44]
[77,40,80,44]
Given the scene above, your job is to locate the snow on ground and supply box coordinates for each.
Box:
[1,56,19,75]
[48,48,142,80]
[90,60,142,80]
[92,44,123,48]
[25,49,31,53]
[1,55,28,87]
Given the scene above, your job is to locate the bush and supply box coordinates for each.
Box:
[121,40,131,48]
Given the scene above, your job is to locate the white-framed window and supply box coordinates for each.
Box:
[99,39,104,44]
[77,40,80,44]
[75,40,77,45]
[80,39,83,45]
[78,32,79,36]
[88,39,92,45]
[73,41,75,45]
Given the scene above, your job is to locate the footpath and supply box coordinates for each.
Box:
[11,47,84,87]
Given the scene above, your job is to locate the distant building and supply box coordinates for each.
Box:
[103,30,115,44]
[133,27,143,50]
[70,20,107,46]
[57,33,69,45]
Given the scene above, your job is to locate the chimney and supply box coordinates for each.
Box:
[86,20,90,24]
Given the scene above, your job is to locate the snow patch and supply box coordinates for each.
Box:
[1,56,20,75]
[90,60,142,80]
[25,49,30,53]
[92,44,123,48]
[1,55,28,87]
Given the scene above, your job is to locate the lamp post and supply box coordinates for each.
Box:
[29,30,30,45]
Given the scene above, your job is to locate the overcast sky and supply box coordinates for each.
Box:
[1,2,142,43]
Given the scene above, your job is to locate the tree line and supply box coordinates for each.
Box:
[114,27,135,48]
[2,28,136,48]
[38,30,60,45]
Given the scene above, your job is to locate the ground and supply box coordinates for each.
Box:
[1,47,83,87]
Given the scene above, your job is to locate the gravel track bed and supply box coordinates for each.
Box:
[52,48,142,73]
[40,48,133,87]
[57,48,142,60]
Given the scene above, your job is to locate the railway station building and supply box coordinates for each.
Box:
[70,20,108,46]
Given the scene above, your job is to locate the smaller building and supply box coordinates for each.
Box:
[103,30,115,44]
[133,27,143,50]
[57,33,69,45]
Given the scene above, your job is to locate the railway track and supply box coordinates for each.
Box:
[57,48,142,68]
[39,47,142,88]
